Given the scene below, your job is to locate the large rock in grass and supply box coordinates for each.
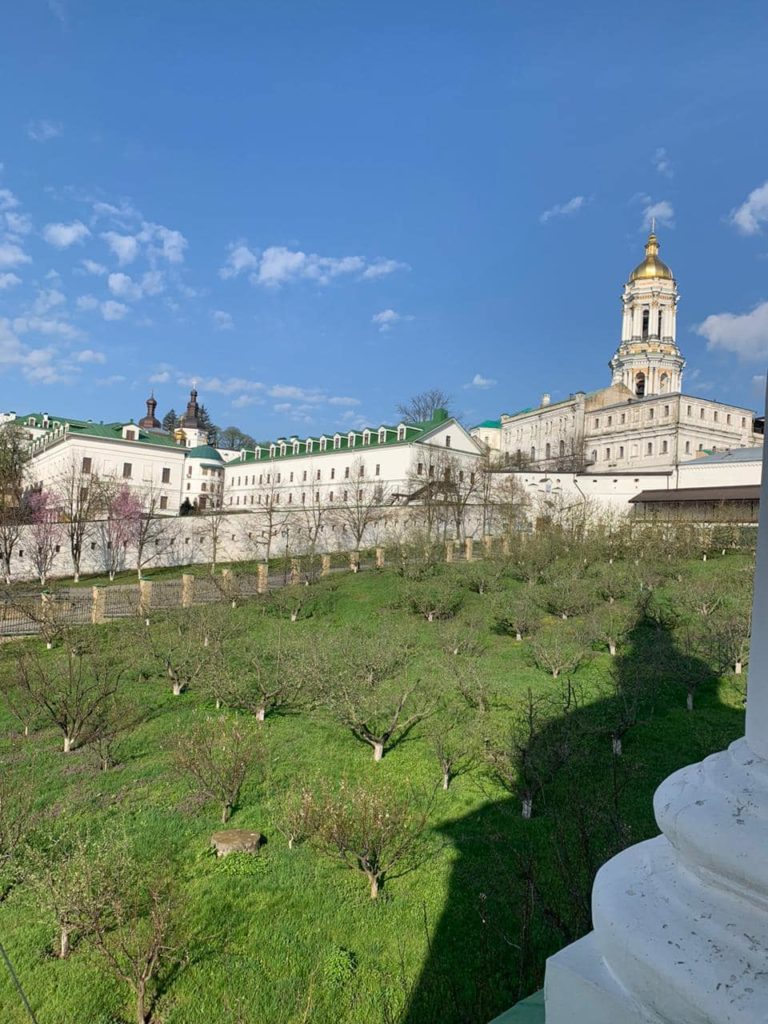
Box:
[210,829,266,858]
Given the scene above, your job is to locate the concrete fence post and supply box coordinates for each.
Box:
[257,563,268,594]
[181,573,195,608]
[445,541,454,563]
[349,552,360,573]
[91,586,106,625]
[321,554,331,577]
[290,558,301,584]
[139,579,153,615]
[375,546,385,569]
[465,537,474,562]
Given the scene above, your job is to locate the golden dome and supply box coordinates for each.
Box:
[629,231,673,281]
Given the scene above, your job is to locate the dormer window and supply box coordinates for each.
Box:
[378,428,386,443]
[279,443,287,456]
[320,437,327,451]
[333,435,341,450]
[306,439,314,453]
[362,430,371,445]
[254,447,262,460]
[348,432,356,446]
[397,425,406,440]
[293,441,300,454]
[269,444,276,458]
[27,417,35,427]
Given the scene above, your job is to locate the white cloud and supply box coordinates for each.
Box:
[539,195,588,224]
[81,258,107,276]
[108,272,143,302]
[268,384,325,402]
[75,349,107,364]
[211,309,234,331]
[219,241,408,287]
[0,189,19,212]
[372,308,405,332]
[26,119,63,142]
[729,181,768,236]
[652,147,673,178]
[96,374,127,386]
[0,242,31,268]
[13,315,80,340]
[464,372,497,389]
[149,370,171,384]
[361,258,409,279]
[0,318,69,384]
[639,197,675,231]
[43,220,91,248]
[219,242,259,279]
[232,394,260,409]
[107,270,164,301]
[5,212,32,235]
[31,288,66,315]
[328,396,360,406]
[138,222,187,264]
[102,231,140,265]
[101,300,129,321]
[696,301,768,361]
[76,295,99,311]
[0,273,21,290]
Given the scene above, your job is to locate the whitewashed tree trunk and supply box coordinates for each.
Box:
[427,611,435,622]
[290,611,298,622]
[442,767,451,791]
[373,741,385,762]
[522,796,533,819]
[63,735,73,753]
[256,706,266,722]
[215,698,222,709]
[612,736,622,756]
[552,668,560,678]
[609,640,617,656]
[687,690,694,711]
[59,926,70,959]
[368,873,380,899]
[46,641,53,650]
[172,681,185,696]
[735,659,743,675]
[516,631,523,641]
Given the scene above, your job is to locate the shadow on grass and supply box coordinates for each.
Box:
[400,617,745,1024]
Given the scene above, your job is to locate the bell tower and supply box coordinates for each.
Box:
[609,228,684,396]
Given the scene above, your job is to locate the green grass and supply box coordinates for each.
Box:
[0,551,750,1024]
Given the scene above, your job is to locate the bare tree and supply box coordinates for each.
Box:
[145,609,213,696]
[308,782,433,898]
[322,634,433,761]
[135,486,177,581]
[406,575,464,622]
[56,457,111,582]
[15,645,124,752]
[397,389,454,424]
[425,705,477,790]
[330,458,389,567]
[493,591,541,641]
[0,760,36,895]
[0,424,29,584]
[174,715,264,823]
[99,485,143,580]
[529,622,588,679]
[587,603,638,657]
[27,489,63,585]
[273,788,316,850]
[217,628,311,721]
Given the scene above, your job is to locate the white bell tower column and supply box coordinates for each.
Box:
[545,379,768,1023]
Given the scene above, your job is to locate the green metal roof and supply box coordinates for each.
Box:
[473,419,502,429]
[17,412,181,449]
[186,444,224,462]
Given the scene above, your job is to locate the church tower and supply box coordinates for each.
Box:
[609,229,684,396]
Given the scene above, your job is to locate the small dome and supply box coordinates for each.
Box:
[186,444,223,462]
[629,232,673,281]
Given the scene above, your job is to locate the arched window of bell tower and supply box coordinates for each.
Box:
[635,371,646,398]
[642,309,650,339]
[657,309,663,337]
[660,373,669,393]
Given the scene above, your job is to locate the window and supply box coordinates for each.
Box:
[289,471,294,482]
[343,490,348,502]
[315,491,320,503]
[545,443,551,460]
[301,492,306,504]
[81,457,92,474]
[445,435,451,448]
[714,411,719,423]
[320,438,327,451]
[559,440,565,457]
[649,408,654,419]
[642,308,649,338]
[288,493,292,504]
[621,412,626,424]
[329,491,334,502]
[429,464,435,478]
[619,445,624,458]
[122,462,132,478]
[363,431,371,444]
[375,464,380,476]
[333,436,340,449]
[378,429,386,443]
[635,372,645,398]
[330,468,335,480]
[658,309,663,336]
[344,466,350,479]
[303,470,307,482]
[685,440,691,454]
[590,449,597,462]
[359,465,365,477]
[605,448,611,460]
[687,405,692,416]
[259,474,263,484]
[727,414,732,425]
[417,462,424,475]
[358,489,363,500]
[266,473,271,484]
[276,472,281,483]
[160,496,168,510]
[530,447,536,462]
[607,415,612,426]
[594,418,599,428]
[742,417,747,428]
[397,426,405,440]
[662,440,668,454]
[700,408,705,420]
[125,429,136,441]
[663,405,669,417]
[316,469,321,481]
[647,442,653,455]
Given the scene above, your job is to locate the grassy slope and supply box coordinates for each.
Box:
[0,555,749,1024]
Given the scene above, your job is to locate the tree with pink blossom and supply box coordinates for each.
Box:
[99,485,143,581]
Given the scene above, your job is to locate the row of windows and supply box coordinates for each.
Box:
[82,457,172,485]
[231,463,379,488]
[593,406,747,429]
[257,426,409,459]
[228,488,384,507]
[589,439,709,462]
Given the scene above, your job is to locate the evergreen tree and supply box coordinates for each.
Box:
[162,409,178,432]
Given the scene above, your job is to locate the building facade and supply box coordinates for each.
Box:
[472,231,763,471]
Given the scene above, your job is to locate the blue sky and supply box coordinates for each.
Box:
[2,1,768,438]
